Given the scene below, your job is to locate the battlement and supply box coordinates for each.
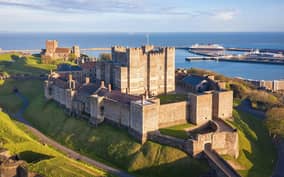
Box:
[112,46,127,52]
[149,51,165,57]
[126,47,143,54]
[164,47,175,51]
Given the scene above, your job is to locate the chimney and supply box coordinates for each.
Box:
[108,84,112,92]
[85,77,90,84]
[100,81,105,88]
[141,95,145,104]
[207,75,215,81]
[68,74,73,81]
[145,90,149,99]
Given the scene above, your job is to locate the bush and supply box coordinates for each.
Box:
[247,90,279,111]
[265,107,284,138]
[99,53,112,61]
[229,83,248,99]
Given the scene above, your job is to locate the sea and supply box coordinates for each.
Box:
[0,32,284,80]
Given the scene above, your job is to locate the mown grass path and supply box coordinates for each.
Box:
[13,91,134,177]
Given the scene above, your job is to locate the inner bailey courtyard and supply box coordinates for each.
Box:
[44,44,238,159]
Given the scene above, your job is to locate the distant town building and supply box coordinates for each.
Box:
[41,40,80,62]
[244,79,284,92]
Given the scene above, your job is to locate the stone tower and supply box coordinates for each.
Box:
[212,91,233,119]
[72,45,80,58]
[130,98,160,143]
[46,40,58,54]
[109,45,175,96]
[188,93,213,125]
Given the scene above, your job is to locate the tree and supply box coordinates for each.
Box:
[68,53,77,62]
[99,53,112,61]
[265,107,284,138]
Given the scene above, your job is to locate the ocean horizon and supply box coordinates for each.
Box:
[1,32,284,80]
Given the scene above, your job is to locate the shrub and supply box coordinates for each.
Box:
[265,107,284,138]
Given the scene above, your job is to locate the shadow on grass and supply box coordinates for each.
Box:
[11,55,20,61]
[235,110,277,177]
[159,129,188,139]
[133,157,211,177]
[19,151,54,163]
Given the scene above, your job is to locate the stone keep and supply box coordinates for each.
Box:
[98,45,175,96]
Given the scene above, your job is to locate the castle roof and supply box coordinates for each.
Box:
[55,47,70,53]
[97,88,140,105]
[78,83,100,96]
[182,75,207,86]
[53,78,68,89]
[80,62,96,70]
[57,64,82,72]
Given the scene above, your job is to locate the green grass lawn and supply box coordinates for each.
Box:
[0,79,210,177]
[0,53,20,61]
[0,111,112,177]
[265,107,284,138]
[0,53,56,75]
[225,110,277,177]
[159,123,195,139]
[0,79,37,113]
[233,98,243,107]
[157,94,188,104]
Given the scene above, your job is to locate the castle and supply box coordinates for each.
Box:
[44,45,238,158]
[41,40,80,61]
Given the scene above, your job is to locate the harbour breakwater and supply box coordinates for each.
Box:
[186,48,284,65]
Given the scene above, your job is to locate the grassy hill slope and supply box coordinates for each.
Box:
[0,111,112,177]
[224,110,277,177]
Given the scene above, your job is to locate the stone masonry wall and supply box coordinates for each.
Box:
[213,91,233,119]
[104,99,130,127]
[190,131,239,158]
[189,93,212,125]
[158,101,188,128]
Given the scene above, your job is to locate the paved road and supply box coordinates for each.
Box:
[12,92,134,177]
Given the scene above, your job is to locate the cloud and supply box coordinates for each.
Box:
[0,0,188,15]
[0,0,200,17]
[0,0,144,13]
[214,10,236,21]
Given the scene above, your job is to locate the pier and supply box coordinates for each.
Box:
[186,56,284,65]
[176,46,284,53]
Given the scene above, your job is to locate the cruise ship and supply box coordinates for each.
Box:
[190,44,225,51]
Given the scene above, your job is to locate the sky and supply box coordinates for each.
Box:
[0,0,283,32]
